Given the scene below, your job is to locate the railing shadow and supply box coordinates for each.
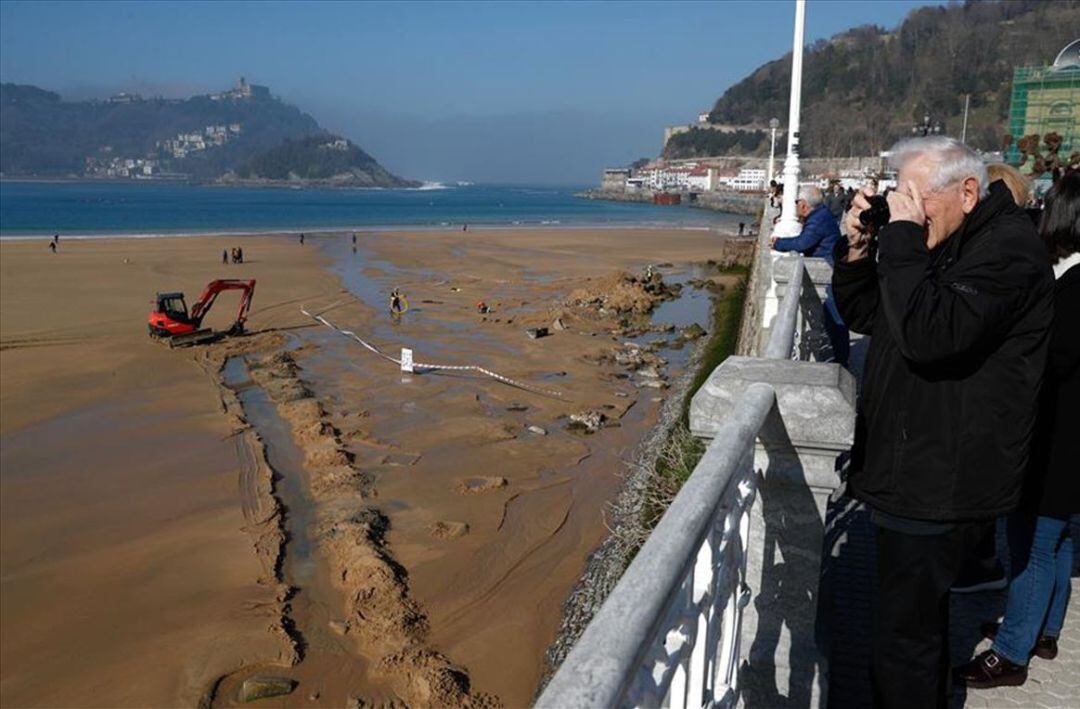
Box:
[796,266,831,363]
[741,399,826,709]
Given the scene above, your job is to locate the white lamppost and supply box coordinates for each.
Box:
[767,117,780,188]
[773,0,806,238]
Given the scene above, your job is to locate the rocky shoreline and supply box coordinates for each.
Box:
[577,188,761,217]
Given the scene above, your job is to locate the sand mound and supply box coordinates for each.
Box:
[567,269,680,315]
[429,520,470,540]
[379,648,501,708]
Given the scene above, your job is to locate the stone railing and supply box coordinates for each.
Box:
[537,207,855,708]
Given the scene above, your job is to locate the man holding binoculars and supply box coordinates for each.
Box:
[830,136,1053,707]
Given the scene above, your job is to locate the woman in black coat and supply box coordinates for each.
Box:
[958,169,1080,688]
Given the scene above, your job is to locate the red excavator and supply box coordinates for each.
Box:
[148,278,256,347]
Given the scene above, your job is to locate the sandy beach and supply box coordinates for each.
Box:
[1,227,739,707]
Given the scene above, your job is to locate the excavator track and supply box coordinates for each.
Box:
[166,328,218,348]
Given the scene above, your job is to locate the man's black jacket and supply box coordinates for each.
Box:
[832,181,1053,521]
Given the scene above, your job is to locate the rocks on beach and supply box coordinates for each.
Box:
[567,410,607,434]
[456,476,508,494]
[239,676,296,702]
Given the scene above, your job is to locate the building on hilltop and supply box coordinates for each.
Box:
[1006,39,1080,172]
[210,77,271,101]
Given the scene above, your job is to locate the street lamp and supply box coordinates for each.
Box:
[767,117,780,188]
[912,113,943,137]
[773,0,806,238]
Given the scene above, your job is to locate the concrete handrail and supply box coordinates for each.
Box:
[536,383,777,709]
[763,253,804,360]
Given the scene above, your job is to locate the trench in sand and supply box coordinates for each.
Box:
[216,355,388,706]
[217,238,721,703]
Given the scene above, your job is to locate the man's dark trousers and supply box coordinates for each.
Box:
[872,520,987,709]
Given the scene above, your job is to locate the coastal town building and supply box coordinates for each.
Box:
[157,123,241,159]
[720,167,767,191]
[107,92,143,104]
[601,168,631,191]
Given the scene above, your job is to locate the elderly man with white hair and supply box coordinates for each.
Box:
[771,183,850,364]
[832,136,1054,707]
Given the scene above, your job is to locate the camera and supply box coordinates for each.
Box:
[858,194,891,235]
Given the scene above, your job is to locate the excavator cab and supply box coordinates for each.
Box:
[156,293,192,325]
[148,279,256,347]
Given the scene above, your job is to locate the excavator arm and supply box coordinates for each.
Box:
[189,279,257,334]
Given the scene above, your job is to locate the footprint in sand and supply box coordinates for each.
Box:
[455,476,508,494]
[429,521,470,540]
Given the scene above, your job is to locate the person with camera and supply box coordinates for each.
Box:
[770,184,850,364]
[831,136,1054,707]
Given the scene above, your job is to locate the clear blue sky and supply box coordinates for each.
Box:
[1,0,936,184]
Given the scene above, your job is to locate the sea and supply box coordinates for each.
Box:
[0,181,739,238]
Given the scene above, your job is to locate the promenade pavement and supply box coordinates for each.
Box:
[824,493,1080,709]
[824,337,1079,709]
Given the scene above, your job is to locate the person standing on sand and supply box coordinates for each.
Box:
[300,233,305,246]
[222,249,228,265]
[739,222,745,236]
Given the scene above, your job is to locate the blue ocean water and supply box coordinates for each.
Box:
[0,181,736,237]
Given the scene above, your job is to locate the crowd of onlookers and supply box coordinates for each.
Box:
[769,136,1078,707]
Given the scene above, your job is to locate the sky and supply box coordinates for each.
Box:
[0,0,936,185]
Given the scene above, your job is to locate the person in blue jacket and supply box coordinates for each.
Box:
[771,184,850,364]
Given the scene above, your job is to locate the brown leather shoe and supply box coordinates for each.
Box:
[980,622,1059,660]
[955,649,1028,689]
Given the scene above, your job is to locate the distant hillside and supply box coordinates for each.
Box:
[0,78,412,186]
[231,134,417,187]
[666,0,1080,159]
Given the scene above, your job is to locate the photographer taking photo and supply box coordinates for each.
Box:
[831,136,1054,708]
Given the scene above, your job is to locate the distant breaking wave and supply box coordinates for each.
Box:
[411,181,451,191]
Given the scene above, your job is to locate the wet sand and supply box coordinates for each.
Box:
[1,227,735,707]
[0,236,342,706]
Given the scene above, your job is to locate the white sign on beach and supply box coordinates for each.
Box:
[400,348,414,373]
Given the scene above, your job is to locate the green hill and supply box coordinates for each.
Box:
[232,134,417,187]
[0,79,412,186]
[665,0,1080,159]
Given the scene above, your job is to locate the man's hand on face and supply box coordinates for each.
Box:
[888,181,927,228]
[841,188,874,262]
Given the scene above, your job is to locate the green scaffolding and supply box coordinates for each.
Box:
[1006,65,1080,170]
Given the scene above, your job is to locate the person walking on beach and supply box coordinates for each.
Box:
[389,288,407,316]
[299,233,305,246]
[222,249,229,265]
[237,247,244,264]
[738,222,745,236]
